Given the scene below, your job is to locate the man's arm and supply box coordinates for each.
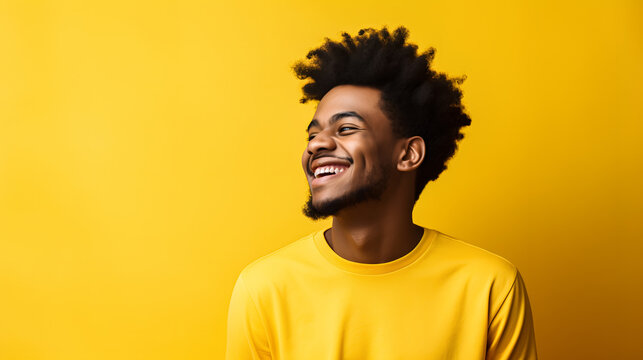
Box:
[225,273,272,360]
[486,270,538,359]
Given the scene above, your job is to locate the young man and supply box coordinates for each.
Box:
[226,27,537,359]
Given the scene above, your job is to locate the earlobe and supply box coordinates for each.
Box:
[397,136,425,172]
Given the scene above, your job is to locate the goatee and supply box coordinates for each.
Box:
[302,165,390,220]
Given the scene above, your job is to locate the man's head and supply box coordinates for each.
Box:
[301,85,400,219]
[295,27,471,219]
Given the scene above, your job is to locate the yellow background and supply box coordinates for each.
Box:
[1,0,641,358]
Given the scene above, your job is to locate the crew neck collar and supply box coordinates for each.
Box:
[312,226,438,275]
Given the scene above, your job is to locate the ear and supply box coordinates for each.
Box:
[396,136,425,172]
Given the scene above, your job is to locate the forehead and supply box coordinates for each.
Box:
[312,85,391,131]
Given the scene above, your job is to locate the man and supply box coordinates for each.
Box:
[226,27,537,359]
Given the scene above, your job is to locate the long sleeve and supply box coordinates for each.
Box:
[486,270,538,359]
[225,273,272,360]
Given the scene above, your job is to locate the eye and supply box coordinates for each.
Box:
[307,134,317,141]
[338,126,357,133]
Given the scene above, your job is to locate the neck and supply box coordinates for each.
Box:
[325,181,423,264]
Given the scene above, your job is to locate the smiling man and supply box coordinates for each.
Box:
[226,27,537,359]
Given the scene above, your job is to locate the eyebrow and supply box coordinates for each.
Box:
[306,111,366,132]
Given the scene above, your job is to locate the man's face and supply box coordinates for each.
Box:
[301,85,398,219]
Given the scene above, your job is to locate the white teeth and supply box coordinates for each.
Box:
[314,166,347,178]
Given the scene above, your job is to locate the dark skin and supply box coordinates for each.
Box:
[302,85,427,264]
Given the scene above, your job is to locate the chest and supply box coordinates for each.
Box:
[260,277,491,359]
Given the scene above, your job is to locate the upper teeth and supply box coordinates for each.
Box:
[314,166,345,178]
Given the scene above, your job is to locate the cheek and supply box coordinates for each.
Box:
[349,138,381,171]
[374,138,398,169]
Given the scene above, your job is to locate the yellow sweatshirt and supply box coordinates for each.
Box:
[226,227,537,359]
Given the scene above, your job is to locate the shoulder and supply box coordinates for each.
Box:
[433,231,517,278]
[236,231,318,291]
[430,230,519,298]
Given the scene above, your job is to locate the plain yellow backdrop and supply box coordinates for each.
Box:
[1,0,641,359]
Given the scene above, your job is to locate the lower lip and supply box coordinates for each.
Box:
[311,169,347,187]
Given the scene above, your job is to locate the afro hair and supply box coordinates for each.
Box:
[293,26,472,201]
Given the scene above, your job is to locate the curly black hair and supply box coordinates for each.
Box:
[293,26,472,201]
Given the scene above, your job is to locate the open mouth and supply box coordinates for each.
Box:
[314,165,347,179]
[311,165,349,185]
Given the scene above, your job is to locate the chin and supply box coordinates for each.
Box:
[303,191,347,220]
[311,191,346,207]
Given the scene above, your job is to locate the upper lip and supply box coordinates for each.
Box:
[310,157,352,174]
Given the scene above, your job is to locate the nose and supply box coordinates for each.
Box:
[306,130,336,155]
